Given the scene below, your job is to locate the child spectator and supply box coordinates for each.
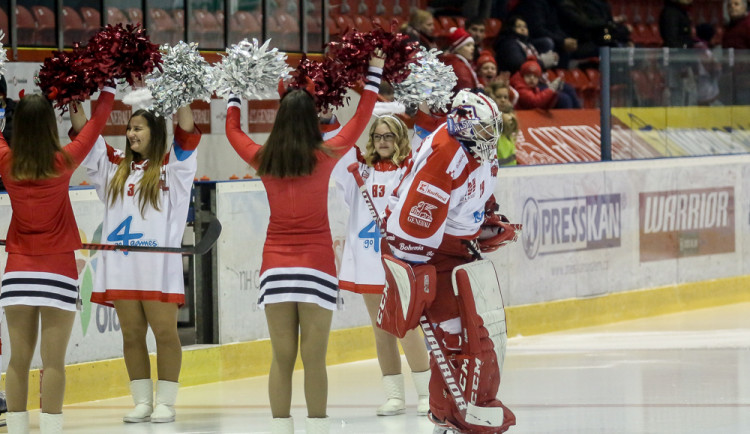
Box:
[440,27,481,93]
[476,51,498,86]
[486,81,518,113]
[510,59,559,110]
[497,112,519,166]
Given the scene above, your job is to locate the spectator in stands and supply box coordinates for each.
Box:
[487,80,519,113]
[514,0,579,68]
[497,112,519,166]
[723,0,750,48]
[693,23,721,105]
[402,9,437,50]
[476,51,499,86]
[558,0,631,57]
[660,0,695,48]
[723,0,750,103]
[511,58,579,109]
[494,16,558,75]
[464,16,488,61]
[440,27,482,93]
[0,76,16,144]
[462,0,493,20]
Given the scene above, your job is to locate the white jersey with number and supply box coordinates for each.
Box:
[82,126,201,305]
[332,148,409,293]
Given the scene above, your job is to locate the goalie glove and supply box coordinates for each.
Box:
[478,198,522,253]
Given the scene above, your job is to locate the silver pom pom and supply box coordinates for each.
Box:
[394,47,457,113]
[0,31,7,77]
[213,38,292,100]
[146,41,214,117]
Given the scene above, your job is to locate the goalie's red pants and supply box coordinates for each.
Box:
[426,252,516,434]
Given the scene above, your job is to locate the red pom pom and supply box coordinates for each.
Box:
[328,27,418,88]
[86,23,162,86]
[37,24,163,111]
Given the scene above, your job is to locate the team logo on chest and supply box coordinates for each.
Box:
[408,201,437,228]
[107,216,158,255]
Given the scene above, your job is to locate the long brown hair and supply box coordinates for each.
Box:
[107,110,168,215]
[254,89,324,178]
[364,116,410,166]
[9,94,72,180]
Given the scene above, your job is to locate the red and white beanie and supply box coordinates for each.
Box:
[447,27,475,52]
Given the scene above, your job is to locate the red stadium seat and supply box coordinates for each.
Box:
[106,7,129,26]
[273,11,300,49]
[62,6,86,46]
[353,15,374,32]
[80,7,102,40]
[438,16,457,35]
[173,9,185,43]
[192,9,223,48]
[31,6,56,46]
[484,18,502,39]
[333,14,356,34]
[127,8,144,26]
[0,8,9,44]
[149,8,177,46]
[233,10,262,37]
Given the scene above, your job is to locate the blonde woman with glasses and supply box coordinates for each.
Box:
[333,114,431,417]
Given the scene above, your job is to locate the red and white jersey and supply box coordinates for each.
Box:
[386,124,498,263]
[82,126,201,305]
[332,148,409,293]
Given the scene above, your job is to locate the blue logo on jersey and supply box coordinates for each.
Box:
[473,210,485,223]
[107,216,144,256]
[358,220,381,253]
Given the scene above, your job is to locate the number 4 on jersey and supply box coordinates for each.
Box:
[358,220,381,253]
[107,216,144,255]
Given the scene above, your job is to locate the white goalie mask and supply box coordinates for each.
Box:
[446,90,503,162]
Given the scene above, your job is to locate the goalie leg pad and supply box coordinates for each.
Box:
[451,260,508,375]
[377,254,436,338]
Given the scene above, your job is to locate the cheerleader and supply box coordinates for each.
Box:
[332,114,431,417]
[225,49,385,434]
[0,85,115,433]
[69,99,201,424]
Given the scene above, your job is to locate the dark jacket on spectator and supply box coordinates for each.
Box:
[659,0,694,48]
[494,28,542,74]
[558,0,629,53]
[513,0,569,54]
[722,13,750,49]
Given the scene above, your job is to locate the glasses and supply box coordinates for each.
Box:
[372,133,396,142]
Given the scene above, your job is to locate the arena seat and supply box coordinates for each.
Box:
[106,7,129,26]
[149,8,177,46]
[353,14,374,32]
[31,6,56,46]
[192,9,223,48]
[172,9,185,43]
[333,14,356,34]
[438,16,457,35]
[80,7,102,40]
[127,8,144,26]
[484,18,502,44]
[273,11,300,49]
[232,10,262,42]
[0,8,9,44]
[62,6,86,46]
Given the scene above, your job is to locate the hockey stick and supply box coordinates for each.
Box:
[347,163,469,418]
[0,216,222,255]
